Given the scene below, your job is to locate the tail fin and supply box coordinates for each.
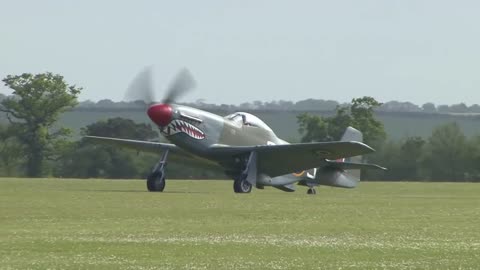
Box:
[340,126,363,143]
[298,126,385,189]
[340,127,363,179]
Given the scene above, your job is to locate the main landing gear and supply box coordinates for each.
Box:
[147,150,169,192]
[307,187,317,195]
[233,174,252,193]
[232,152,257,193]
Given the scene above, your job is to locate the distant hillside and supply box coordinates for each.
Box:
[50,109,480,141]
[72,98,480,114]
[3,95,480,140]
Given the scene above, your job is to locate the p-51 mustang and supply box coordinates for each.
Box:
[86,68,385,194]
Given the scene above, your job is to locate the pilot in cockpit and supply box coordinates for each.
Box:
[225,112,273,131]
[227,113,252,127]
[239,114,255,126]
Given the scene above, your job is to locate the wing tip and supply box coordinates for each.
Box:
[349,141,376,153]
[84,135,114,140]
[377,165,388,171]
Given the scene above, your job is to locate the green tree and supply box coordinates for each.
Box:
[350,97,386,148]
[422,122,469,181]
[465,135,480,182]
[0,73,81,177]
[422,102,437,113]
[372,137,426,181]
[0,124,24,176]
[366,140,402,181]
[81,117,158,140]
[297,112,330,142]
[399,136,426,180]
[55,118,158,179]
[297,96,386,148]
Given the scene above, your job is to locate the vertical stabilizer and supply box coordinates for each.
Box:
[340,126,363,143]
[340,126,362,180]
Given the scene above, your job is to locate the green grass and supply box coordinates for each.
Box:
[1,179,479,269]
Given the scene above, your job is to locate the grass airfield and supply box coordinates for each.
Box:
[0,179,479,269]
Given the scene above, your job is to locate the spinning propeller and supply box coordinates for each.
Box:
[124,67,196,127]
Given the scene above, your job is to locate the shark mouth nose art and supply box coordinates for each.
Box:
[161,119,205,140]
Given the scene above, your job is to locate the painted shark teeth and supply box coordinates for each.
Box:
[161,119,205,140]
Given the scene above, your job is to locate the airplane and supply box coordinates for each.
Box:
[86,68,386,194]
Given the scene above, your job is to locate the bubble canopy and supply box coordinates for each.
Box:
[225,112,273,132]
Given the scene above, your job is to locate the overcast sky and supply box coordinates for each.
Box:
[1,0,479,105]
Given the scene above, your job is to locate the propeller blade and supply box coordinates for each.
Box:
[162,68,196,104]
[124,66,155,105]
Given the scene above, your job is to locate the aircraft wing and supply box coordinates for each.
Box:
[324,160,387,171]
[210,141,375,178]
[84,136,180,154]
[84,135,224,170]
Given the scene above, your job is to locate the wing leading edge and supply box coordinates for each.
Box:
[84,136,222,170]
[84,136,180,153]
[324,160,387,171]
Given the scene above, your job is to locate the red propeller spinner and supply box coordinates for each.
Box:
[147,104,173,127]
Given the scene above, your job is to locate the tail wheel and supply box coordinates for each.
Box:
[307,188,316,195]
[147,171,166,192]
[233,177,252,193]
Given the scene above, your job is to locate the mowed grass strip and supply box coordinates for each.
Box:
[0,178,479,269]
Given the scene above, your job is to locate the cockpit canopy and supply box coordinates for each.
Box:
[225,112,273,132]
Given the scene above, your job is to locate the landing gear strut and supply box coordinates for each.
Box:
[307,187,317,195]
[147,150,169,192]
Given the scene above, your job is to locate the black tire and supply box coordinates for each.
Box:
[307,188,316,195]
[147,171,166,192]
[233,178,252,193]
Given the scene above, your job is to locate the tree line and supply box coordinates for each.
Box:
[4,92,479,114]
[72,99,480,114]
[0,72,479,181]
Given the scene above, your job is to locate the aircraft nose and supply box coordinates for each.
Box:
[147,104,173,127]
